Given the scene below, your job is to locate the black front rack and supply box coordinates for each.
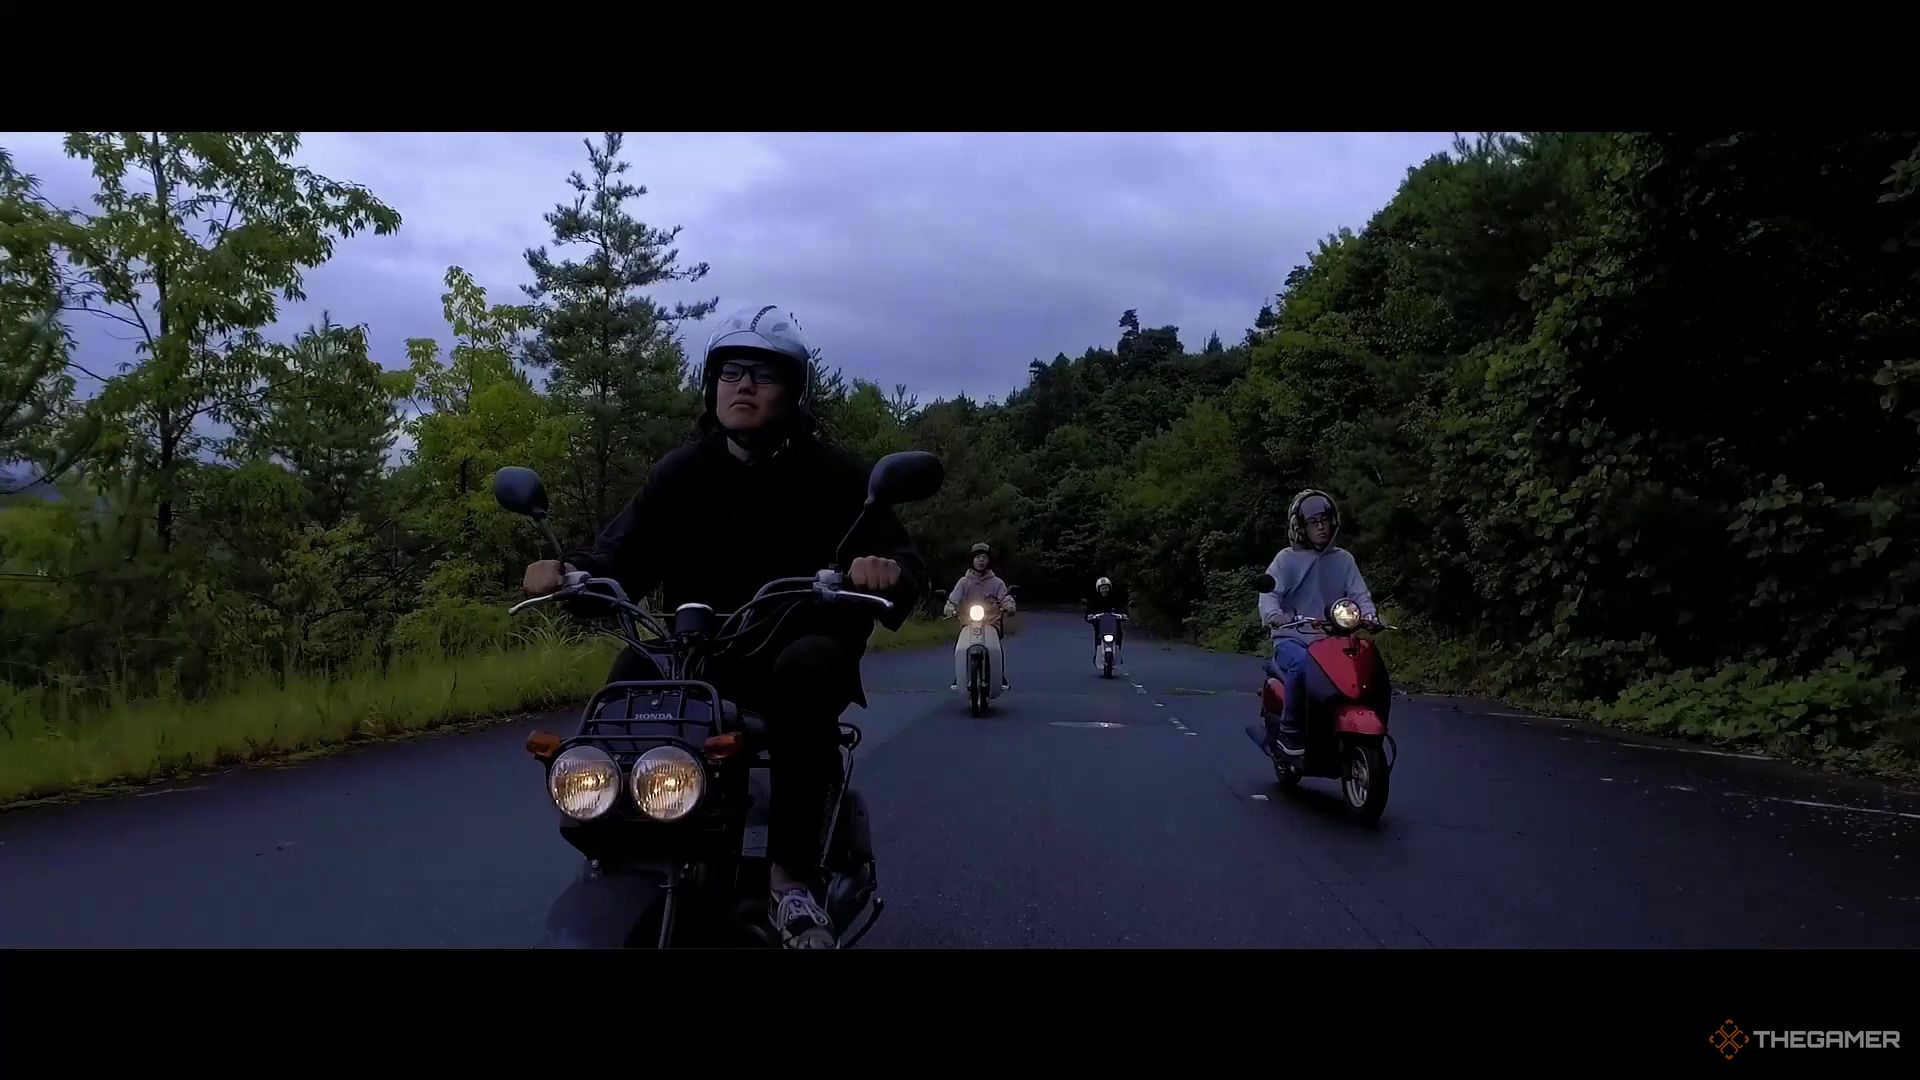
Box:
[573,679,734,745]
[564,676,864,758]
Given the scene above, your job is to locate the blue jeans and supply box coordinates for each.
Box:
[1264,638,1311,734]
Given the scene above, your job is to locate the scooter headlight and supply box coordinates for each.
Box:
[630,745,705,821]
[1103,634,1114,643]
[969,604,986,622]
[1330,598,1363,631]
[549,745,620,821]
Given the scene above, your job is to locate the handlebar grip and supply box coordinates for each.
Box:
[817,583,895,613]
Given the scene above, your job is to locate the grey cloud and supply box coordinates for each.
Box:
[4,130,1457,406]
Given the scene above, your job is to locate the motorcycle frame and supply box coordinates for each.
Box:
[527,576,889,947]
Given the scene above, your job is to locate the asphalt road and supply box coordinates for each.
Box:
[3,612,1917,947]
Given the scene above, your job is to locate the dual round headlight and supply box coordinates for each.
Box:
[630,746,704,821]
[1330,598,1364,631]
[547,744,705,822]
[549,746,620,821]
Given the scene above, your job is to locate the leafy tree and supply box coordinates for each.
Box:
[402,265,565,605]
[50,132,400,553]
[0,149,98,496]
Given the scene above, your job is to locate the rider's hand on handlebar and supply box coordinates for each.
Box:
[848,556,902,591]
[522,559,571,598]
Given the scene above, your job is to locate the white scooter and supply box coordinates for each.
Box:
[949,598,1010,716]
[1088,611,1129,678]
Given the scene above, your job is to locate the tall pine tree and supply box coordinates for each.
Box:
[522,132,715,536]
[238,315,406,527]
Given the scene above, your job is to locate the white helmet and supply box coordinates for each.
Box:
[1096,577,1112,590]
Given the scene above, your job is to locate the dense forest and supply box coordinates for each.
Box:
[3,131,1917,794]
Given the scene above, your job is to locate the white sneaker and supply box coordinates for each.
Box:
[770,889,834,949]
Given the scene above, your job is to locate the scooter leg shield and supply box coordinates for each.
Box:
[986,629,1005,698]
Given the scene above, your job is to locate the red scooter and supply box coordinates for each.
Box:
[1243,574,1398,822]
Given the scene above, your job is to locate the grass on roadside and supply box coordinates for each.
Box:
[0,611,958,806]
[1370,617,1920,783]
[0,639,621,805]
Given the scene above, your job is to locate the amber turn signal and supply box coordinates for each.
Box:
[526,731,562,760]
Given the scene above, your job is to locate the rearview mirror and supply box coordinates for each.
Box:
[493,466,550,520]
[1254,573,1276,593]
[867,451,944,507]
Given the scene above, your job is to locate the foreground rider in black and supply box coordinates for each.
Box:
[522,305,926,948]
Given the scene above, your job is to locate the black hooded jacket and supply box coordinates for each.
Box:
[563,430,926,705]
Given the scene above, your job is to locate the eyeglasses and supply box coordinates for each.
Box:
[717,361,783,385]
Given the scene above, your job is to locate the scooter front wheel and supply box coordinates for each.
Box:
[1342,740,1390,823]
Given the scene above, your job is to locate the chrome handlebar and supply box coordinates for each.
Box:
[512,568,896,637]
[1273,615,1396,633]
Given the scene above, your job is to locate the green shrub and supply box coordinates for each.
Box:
[1591,656,1909,756]
[1186,566,1267,654]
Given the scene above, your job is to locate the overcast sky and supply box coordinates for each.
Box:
[4,131,1457,405]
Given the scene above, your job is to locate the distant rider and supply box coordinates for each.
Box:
[1258,489,1379,745]
[946,542,1014,689]
[521,304,926,948]
[1085,575,1131,649]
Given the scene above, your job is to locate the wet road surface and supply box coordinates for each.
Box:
[3,612,1916,947]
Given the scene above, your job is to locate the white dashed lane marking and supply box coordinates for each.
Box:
[1594,776,1920,821]
[1728,794,1920,822]
[1488,711,1774,760]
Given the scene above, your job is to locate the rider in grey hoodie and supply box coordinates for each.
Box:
[946,542,1015,688]
[1257,489,1378,742]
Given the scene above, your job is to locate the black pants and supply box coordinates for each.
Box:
[607,634,855,874]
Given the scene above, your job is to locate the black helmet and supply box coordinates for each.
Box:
[699,304,814,431]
